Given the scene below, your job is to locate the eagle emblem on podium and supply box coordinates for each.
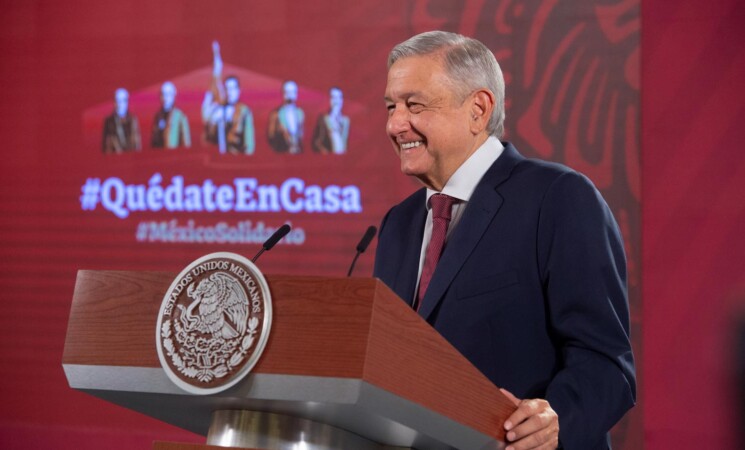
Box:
[156,253,272,394]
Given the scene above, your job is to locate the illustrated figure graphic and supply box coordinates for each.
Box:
[202,41,255,154]
[312,86,350,154]
[102,88,141,153]
[151,81,191,149]
[267,80,305,153]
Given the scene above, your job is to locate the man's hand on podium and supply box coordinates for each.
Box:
[500,388,559,450]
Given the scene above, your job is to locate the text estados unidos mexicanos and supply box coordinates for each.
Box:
[83,174,363,218]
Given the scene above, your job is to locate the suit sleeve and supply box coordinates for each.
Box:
[537,171,636,449]
[373,207,393,279]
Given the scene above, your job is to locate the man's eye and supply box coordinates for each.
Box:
[408,103,424,113]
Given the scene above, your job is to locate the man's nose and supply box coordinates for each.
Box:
[387,107,410,135]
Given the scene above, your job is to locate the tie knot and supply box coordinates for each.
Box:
[430,194,455,221]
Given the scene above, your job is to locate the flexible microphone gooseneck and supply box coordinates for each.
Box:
[346,225,377,277]
[252,224,292,263]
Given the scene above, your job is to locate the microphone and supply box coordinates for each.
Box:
[252,224,291,263]
[347,225,377,277]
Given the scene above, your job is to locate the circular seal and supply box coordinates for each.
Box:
[156,252,272,395]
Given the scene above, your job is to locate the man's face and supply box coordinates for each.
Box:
[161,83,176,110]
[115,89,128,117]
[283,81,298,103]
[384,55,474,191]
[329,88,343,111]
[225,78,240,104]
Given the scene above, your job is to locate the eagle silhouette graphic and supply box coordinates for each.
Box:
[178,272,249,340]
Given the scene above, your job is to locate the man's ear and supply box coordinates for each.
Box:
[470,89,495,134]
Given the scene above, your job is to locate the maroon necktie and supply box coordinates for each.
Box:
[416,193,456,312]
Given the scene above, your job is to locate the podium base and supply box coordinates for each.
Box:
[206,410,410,450]
[154,443,258,450]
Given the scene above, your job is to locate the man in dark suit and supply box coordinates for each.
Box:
[374,31,636,449]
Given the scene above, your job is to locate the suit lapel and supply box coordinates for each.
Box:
[395,192,427,307]
[418,143,524,321]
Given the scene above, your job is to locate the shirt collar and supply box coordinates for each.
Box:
[425,136,504,206]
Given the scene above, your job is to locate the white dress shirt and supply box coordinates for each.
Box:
[416,137,504,288]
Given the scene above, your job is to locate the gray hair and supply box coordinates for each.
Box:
[388,31,505,138]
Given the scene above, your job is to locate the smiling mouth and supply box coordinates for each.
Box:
[400,141,423,150]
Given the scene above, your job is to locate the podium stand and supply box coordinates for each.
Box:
[63,271,515,449]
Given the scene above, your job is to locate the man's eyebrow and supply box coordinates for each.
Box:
[384,91,420,103]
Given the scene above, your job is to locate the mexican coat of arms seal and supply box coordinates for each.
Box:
[156,252,272,394]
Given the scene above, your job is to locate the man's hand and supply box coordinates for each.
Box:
[212,41,223,77]
[500,388,559,450]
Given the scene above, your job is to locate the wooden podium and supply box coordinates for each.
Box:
[63,271,515,449]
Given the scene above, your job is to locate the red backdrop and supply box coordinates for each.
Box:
[2,0,741,449]
[642,0,745,448]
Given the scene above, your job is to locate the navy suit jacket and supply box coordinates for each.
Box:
[374,143,636,449]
